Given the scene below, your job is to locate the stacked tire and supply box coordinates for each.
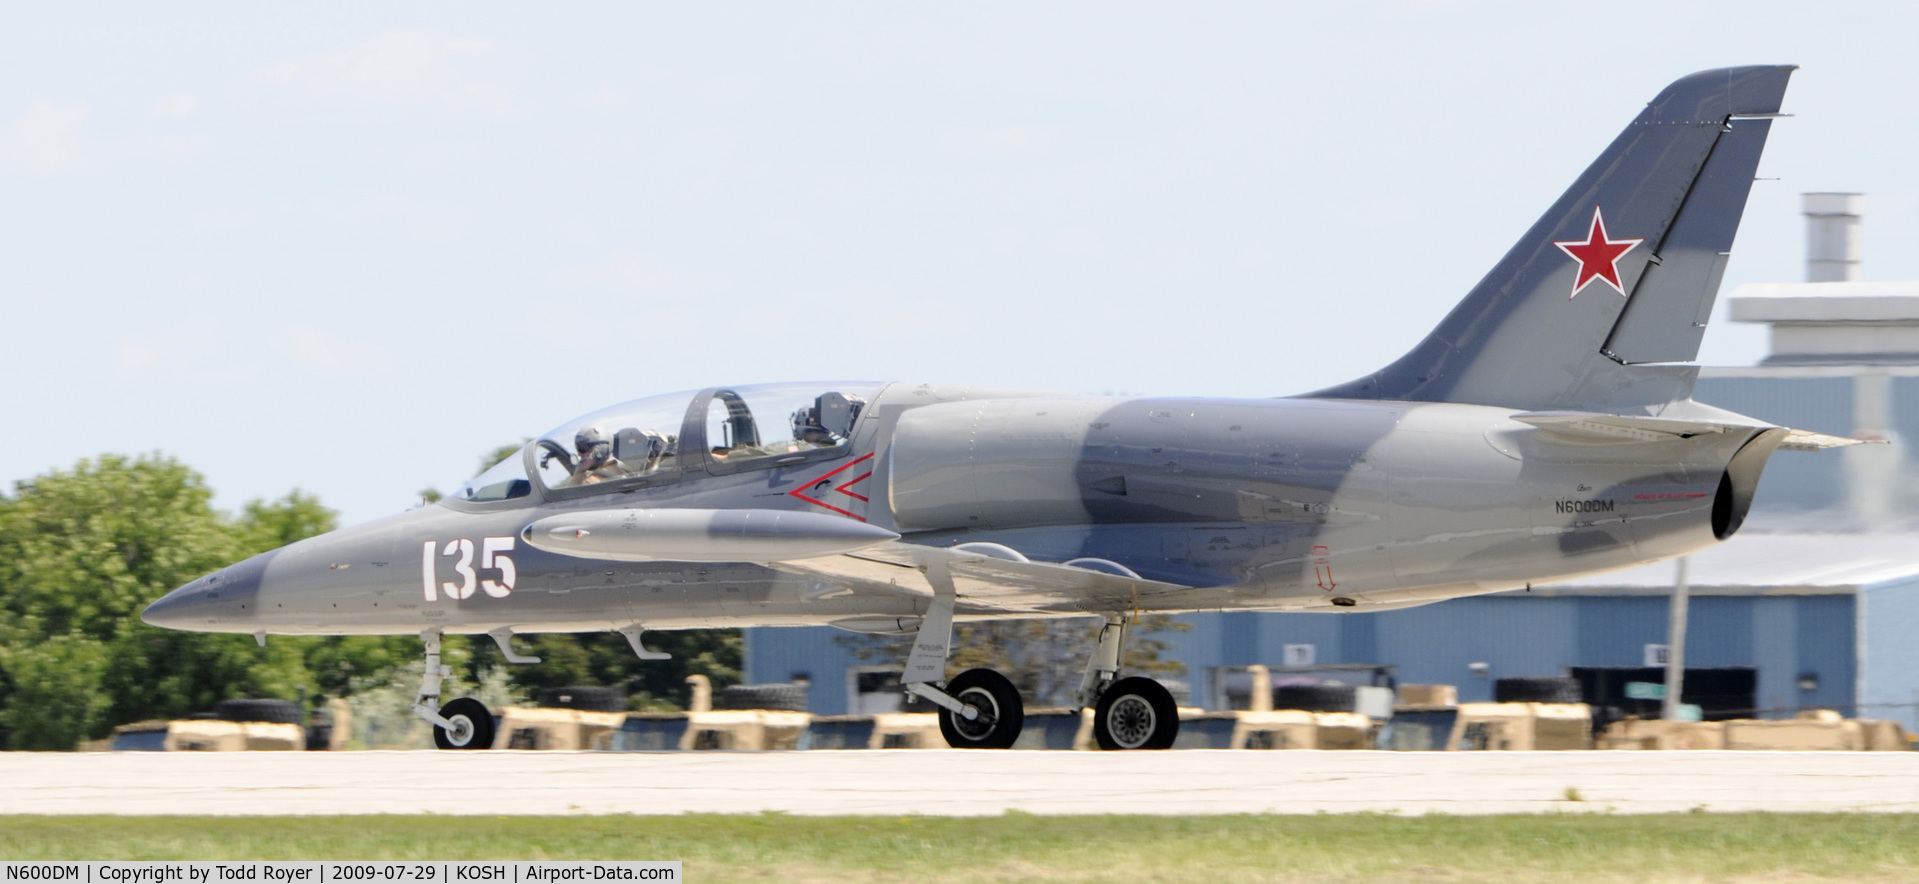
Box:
[536,686,628,713]
[213,698,304,724]
[1493,677,1583,704]
[713,683,809,712]
[1272,684,1357,713]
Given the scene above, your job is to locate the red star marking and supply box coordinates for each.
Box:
[1554,206,1643,298]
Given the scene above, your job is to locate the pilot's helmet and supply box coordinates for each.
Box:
[575,426,612,457]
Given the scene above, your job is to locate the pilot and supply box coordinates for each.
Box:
[790,392,864,448]
[791,406,834,448]
[563,426,627,486]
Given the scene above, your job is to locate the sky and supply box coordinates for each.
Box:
[4,2,1918,528]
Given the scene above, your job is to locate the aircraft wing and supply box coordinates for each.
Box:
[1511,411,1865,452]
[773,541,1194,616]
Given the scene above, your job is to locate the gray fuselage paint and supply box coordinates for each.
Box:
[143,382,1772,638]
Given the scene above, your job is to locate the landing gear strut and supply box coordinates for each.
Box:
[1080,616,1179,750]
[904,560,1027,749]
[414,628,497,750]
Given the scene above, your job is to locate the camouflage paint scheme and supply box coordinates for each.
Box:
[145,66,1820,655]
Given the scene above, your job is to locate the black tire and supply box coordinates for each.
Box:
[1094,676,1179,750]
[937,668,1025,749]
[1272,684,1358,713]
[433,697,495,750]
[713,684,810,712]
[213,698,303,725]
[1494,676,1583,704]
[537,686,627,713]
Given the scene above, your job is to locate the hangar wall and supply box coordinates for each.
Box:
[1858,574,1919,732]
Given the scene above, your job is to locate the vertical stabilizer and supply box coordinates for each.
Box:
[1309,66,1794,413]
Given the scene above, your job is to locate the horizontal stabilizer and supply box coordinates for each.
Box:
[1511,410,1867,451]
[1780,429,1870,452]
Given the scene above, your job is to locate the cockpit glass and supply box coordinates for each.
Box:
[704,382,877,466]
[533,389,695,491]
[526,382,883,493]
[455,451,533,503]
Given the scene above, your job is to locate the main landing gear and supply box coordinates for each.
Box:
[933,668,1025,749]
[901,561,1029,749]
[904,563,1179,750]
[1077,616,1180,750]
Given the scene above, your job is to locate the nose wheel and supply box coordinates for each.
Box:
[410,629,500,750]
[432,697,497,750]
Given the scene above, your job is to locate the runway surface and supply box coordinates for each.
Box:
[6,750,1919,816]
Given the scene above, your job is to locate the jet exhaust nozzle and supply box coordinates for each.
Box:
[521,507,899,563]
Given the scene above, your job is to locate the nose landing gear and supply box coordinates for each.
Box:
[412,628,498,750]
[432,696,497,750]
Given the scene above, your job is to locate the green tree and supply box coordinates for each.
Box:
[0,455,243,747]
[0,455,360,749]
[0,454,241,642]
[235,490,335,556]
[0,634,110,752]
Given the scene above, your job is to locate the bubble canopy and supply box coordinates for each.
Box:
[452,382,882,504]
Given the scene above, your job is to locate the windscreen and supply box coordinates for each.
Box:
[454,451,533,503]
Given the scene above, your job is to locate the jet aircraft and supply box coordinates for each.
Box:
[145,65,1854,751]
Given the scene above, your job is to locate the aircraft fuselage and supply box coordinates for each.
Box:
[144,382,1766,637]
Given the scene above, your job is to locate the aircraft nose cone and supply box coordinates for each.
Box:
[142,549,277,631]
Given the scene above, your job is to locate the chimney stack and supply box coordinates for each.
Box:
[1803,192,1862,282]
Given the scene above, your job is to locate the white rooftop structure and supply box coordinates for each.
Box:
[1724,194,1919,366]
[1803,191,1862,283]
[1729,282,1919,365]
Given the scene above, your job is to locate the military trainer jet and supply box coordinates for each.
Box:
[146,65,1853,751]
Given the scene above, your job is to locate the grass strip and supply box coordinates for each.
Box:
[2,813,1917,882]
